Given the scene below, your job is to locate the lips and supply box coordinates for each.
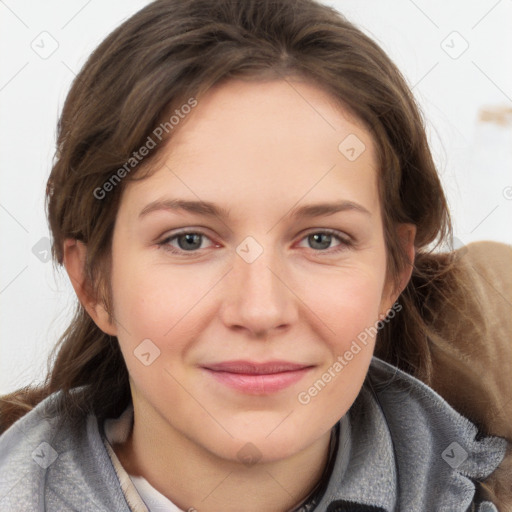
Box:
[202,360,314,394]
[204,360,310,374]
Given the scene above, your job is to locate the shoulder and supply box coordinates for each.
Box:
[463,239,512,265]
[0,390,130,511]
[363,357,506,510]
[0,391,63,509]
[427,240,512,440]
[457,240,512,309]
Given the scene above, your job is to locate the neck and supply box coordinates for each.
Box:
[114,403,334,512]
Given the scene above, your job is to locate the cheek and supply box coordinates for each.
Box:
[294,266,386,421]
[308,265,387,351]
[110,260,217,367]
[295,310,381,432]
[110,268,194,403]
[111,246,183,327]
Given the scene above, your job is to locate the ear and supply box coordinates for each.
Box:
[379,223,416,316]
[62,239,117,336]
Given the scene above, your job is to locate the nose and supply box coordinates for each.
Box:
[219,245,298,338]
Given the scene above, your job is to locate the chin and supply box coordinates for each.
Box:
[210,425,322,466]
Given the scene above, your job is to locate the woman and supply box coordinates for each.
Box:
[0,0,509,510]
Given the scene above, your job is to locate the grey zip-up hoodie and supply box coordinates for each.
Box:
[0,357,507,511]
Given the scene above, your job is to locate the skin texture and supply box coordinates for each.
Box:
[64,79,415,512]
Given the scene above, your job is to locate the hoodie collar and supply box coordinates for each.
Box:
[315,363,397,511]
[316,357,506,511]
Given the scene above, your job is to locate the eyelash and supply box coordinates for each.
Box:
[156,228,354,256]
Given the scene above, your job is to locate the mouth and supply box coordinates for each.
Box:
[201,360,314,395]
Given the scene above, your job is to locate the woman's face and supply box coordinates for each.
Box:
[106,78,411,463]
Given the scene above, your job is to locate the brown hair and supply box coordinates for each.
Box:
[1,0,507,504]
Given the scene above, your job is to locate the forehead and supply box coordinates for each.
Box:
[170,78,374,161]
[121,78,379,218]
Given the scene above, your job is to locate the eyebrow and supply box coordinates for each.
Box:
[138,198,371,220]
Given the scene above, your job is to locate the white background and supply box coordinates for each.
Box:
[1,0,511,394]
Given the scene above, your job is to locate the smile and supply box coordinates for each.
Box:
[201,360,314,395]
